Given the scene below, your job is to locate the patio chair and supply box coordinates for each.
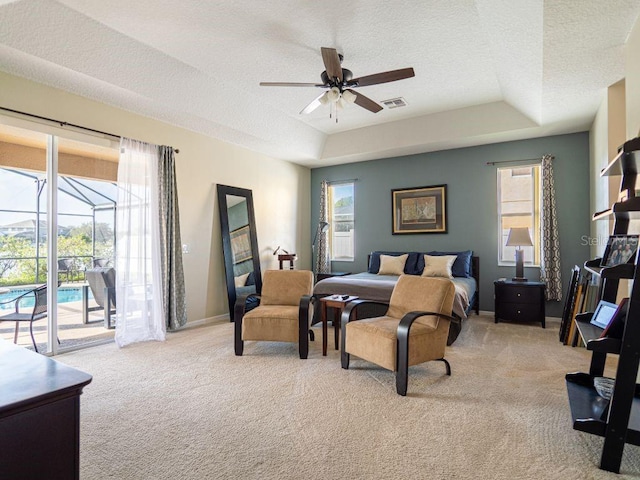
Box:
[84,267,116,329]
[0,283,60,353]
[93,258,110,267]
[58,258,74,282]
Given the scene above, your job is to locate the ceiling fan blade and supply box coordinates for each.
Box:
[300,93,326,114]
[260,82,325,87]
[349,67,415,87]
[346,89,383,113]
[321,47,343,83]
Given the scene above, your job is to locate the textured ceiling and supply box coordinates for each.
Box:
[0,0,639,167]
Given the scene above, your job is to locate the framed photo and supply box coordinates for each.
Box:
[600,234,639,267]
[392,184,447,234]
[230,225,252,264]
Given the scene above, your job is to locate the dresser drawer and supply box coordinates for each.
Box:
[496,303,542,323]
[495,284,541,304]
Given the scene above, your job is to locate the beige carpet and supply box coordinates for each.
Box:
[57,315,640,479]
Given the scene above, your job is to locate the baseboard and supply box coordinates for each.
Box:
[480,310,561,322]
[182,314,229,329]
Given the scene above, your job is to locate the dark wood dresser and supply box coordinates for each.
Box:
[494,280,546,328]
[0,339,92,479]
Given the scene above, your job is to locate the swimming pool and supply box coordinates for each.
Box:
[0,287,94,310]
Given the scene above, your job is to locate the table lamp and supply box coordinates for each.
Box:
[506,227,533,282]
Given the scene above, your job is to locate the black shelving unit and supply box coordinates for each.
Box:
[567,136,640,473]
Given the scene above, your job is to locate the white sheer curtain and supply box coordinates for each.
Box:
[115,138,166,347]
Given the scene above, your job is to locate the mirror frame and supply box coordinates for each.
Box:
[216,184,262,322]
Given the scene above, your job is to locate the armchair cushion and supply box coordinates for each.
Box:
[345,316,442,371]
[261,270,314,305]
[242,305,300,342]
[386,274,454,324]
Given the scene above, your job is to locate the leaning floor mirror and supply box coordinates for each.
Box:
[216,184,262,322]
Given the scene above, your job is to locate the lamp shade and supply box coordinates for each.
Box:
[506,227,533,247]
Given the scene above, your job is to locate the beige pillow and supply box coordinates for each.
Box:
[422,254,456,279]
[378,254,408,275]
[234,272,250,287]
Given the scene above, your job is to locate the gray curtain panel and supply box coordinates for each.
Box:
[540,154,562,301]
[158,146,188,330]
[316,179,330,274]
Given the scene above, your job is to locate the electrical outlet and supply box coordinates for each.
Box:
[182,244,190,254]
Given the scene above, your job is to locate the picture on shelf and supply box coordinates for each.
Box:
[600,298,630,339]
[600,234,639,267]
[589,300,618,329]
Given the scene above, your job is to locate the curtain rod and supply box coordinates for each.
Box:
[486,157,542,166]
[0,106,179,153]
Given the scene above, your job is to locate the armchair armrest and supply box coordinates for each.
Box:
[234,292,261,322]
[397,310,456,396]
[397,310,457,338]
[298,295,313,359]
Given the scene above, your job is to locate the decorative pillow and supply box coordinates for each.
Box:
[234,272,250,287]
[425,250,473,277]
[421,254,456,279]
[378,254,408,276]
[368,251,420,274]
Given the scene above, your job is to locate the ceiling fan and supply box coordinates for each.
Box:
[259,47,415,121]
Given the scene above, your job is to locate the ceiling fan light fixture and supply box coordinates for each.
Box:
[318,91,330,105]
[327,87,341,103]
[341,89,357,104]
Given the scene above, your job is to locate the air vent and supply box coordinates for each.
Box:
[381,97,407,109]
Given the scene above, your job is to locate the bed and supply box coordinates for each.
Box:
[313,251,479,345]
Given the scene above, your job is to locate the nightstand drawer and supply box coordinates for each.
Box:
[496,285,541,304]
[496,303,542,323]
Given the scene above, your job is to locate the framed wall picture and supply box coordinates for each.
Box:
[391,184,447,234]
[600,234,639,267]
[230,225,253,264]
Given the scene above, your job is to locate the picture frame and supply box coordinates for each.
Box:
[589,300,618,329]
[600,298,629,339]
[391,184,447,234]
[600,234,639,267]
[230,225,252,264]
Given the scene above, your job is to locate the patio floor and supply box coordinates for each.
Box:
[0,295,114,353]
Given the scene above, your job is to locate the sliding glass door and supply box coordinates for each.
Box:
[0,123,117,353]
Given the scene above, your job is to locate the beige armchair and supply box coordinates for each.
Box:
[234,269,314,358]
[341,275,456,395]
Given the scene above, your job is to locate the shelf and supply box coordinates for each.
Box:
[566,373,640,447]
[575,318,622,354]
[584,259,635,279]
[566,373,609,436]
[593,197,640,220]
[601,138,640,176]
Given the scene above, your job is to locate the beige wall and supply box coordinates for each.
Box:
[0,72,311,323]
[589,10,640,255]
[627,17,640,139]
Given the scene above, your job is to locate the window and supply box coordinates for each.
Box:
[497,165,541,266]
[328,182,354,261]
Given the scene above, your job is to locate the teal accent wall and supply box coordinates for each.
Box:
[311,132,591,317]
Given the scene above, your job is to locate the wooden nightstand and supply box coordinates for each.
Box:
[494,280,546,328]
